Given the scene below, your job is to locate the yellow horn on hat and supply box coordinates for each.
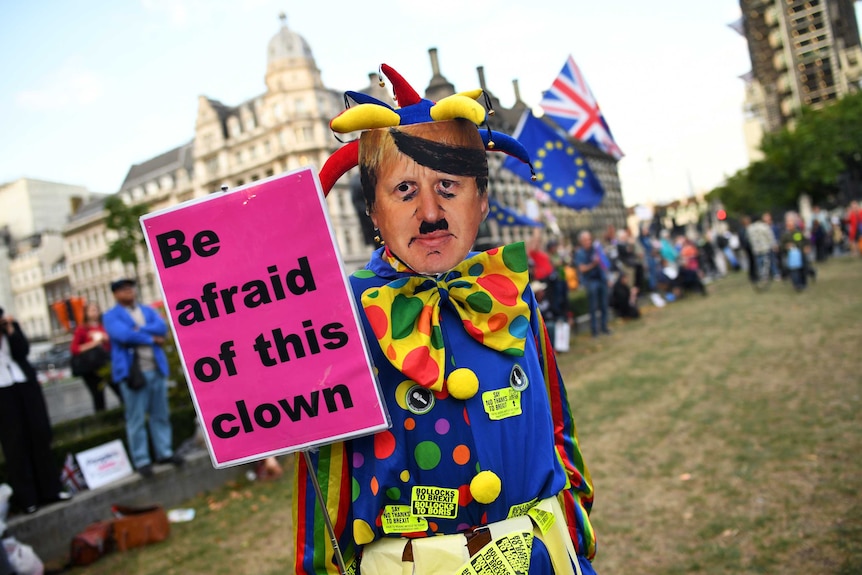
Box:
[330,104,402,133]
[455,89,485,101]
[430,92,487,125]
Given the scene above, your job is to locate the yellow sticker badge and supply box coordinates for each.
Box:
[507,499,538,519]
[528,506,556,535]
[495,531,534,574]
[482,388,522,421]
[381,505,429,534]
[455,531,534,575]
[411,486,459,518]
[470,542,514,575]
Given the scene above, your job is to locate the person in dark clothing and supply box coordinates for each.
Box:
[657,260,708,300]
[810,219,828,262]
[677,267,708,295]
[638,225,659,292]
[0,307,71,514]
[779,212,813,291]
[616,229,645,293]
[610,274,641,319]
[740,216,757,283]
[0,545,12,575]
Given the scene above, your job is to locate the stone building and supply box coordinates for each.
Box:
[0,229,12,315]
[736,0,862,158]
[0,177,89,334]
[63,196,130,314]
[8,232,64,341]
[0,178,89,239]
[62,15,369,312]
[190,15,366,267]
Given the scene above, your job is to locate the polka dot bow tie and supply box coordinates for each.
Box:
[361,243,531,391]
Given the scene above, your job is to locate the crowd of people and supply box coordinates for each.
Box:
[526,200,862,342]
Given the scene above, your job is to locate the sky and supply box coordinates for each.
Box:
[1,0,756,207]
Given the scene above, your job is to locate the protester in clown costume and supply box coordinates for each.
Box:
[293,65,597,575]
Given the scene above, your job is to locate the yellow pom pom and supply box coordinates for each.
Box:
[470,471,501,504]
[447,368,479,400]
[353,519,375,545]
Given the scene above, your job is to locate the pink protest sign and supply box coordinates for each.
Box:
[141,168,389,468]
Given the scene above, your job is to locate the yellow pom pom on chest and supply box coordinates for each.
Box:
[470,470,502,504]
[447,368,479,400]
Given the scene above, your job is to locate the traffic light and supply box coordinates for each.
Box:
[716,209,727,221]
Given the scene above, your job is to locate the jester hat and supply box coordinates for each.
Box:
[318,63,535,196]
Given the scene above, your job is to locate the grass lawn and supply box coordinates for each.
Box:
[69,257,862,575]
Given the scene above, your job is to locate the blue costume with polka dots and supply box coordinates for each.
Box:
[294,245,596,574]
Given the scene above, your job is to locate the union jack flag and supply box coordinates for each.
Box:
[539,55,623,160]
[61,453,87,493]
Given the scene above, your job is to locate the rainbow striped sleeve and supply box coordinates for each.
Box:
[534,312,597,560]
[293,443,356,574]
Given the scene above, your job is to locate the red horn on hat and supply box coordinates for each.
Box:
[319,140,359,196]
[381,64,422,107]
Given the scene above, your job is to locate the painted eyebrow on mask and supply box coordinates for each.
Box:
[389,129,487,177]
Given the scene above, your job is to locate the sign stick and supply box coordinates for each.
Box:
[304,449,348,575]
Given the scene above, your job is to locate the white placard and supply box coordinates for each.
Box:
[635,204,654,221]
[75,439,134,489]
[525,198,541,221]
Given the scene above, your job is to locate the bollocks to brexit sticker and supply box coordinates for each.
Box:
[411,486,459,518]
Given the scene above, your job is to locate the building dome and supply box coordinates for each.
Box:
[267,14,314,66]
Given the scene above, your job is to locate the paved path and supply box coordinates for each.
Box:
[42,377,123,424]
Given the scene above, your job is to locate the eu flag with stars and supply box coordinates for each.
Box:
[503,111,605,210]
[488,197,543,227]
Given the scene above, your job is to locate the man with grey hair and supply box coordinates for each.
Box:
[574,230,611,337]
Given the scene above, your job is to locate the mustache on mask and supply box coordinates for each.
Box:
[419,219,449,235]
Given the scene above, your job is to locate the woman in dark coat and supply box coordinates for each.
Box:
[0,307,69,514]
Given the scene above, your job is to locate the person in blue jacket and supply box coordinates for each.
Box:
[103,279,183,478]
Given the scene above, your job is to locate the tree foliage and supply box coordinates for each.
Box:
[104,194,148,279]
[709,91,862,215]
